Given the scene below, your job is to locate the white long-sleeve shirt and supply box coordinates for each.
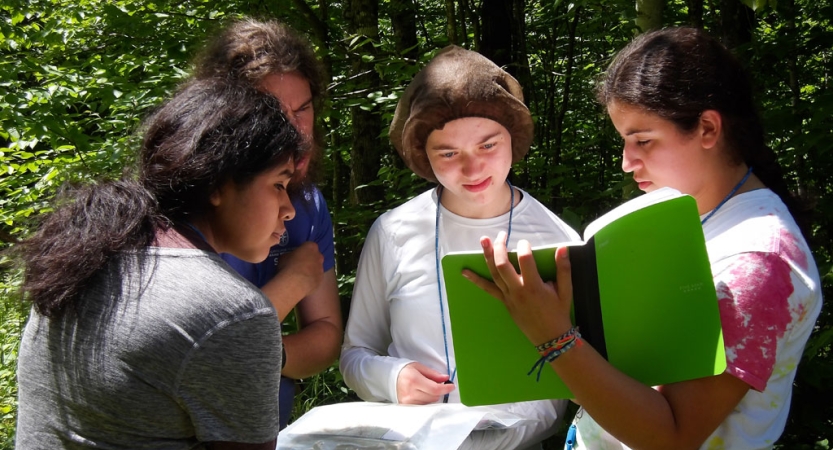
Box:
[341,188,581,449]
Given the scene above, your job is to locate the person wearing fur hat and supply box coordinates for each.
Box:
[340,46,581,449]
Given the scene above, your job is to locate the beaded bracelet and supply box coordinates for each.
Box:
[527,327,582,382]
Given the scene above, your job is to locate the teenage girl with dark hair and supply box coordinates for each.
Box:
[468,27,822,450]
[193,19,341,429]
[16,79,305,449]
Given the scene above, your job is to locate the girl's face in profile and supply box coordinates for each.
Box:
[607,101,711,197]
[426,117,513,219]
[208,160,296,263]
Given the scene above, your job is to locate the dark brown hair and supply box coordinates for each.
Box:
[20,79,303,318]
[598,27,809,234]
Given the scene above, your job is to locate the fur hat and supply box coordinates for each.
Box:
[389,45,534,183]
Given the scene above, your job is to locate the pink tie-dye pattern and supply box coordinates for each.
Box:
[717,252,793,391]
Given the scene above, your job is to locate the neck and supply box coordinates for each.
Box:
[176,219,217,252]
[438,182,515,219]
[696,165,759,215]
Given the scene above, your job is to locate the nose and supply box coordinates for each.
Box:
[621,144,641,174]
[281,194,296,222]
[460,152,482,178]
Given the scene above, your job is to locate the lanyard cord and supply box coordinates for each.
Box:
[434,181,514,402]
[185,222,209,244]
[700,166,753,226]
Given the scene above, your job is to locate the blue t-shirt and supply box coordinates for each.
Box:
[221,185,335,287]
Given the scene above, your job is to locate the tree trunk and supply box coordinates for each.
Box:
[445,0,457,45]
[458,0,471,47]
[784,0,805,195]
[389,0,418,173]
[479,0,513,69]
[390,0,418,60]
[685,0,704,28]
[510,0,531,95]
[549,6,581,210]
[719,0,755,50]
[635,0,664,32]
[346,0,382,205]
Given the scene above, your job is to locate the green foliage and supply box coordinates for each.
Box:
[0,0,831,446]
[0,259,25,449]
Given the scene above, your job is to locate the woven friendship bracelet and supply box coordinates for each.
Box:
[528,327,582,382]
[535,327,580,354]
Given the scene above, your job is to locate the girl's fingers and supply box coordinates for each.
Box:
[490,231,523,289]
[555,246,573,304]
[515,240,543,286]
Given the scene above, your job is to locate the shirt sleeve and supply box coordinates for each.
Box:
[176,311,282,443]
[340,220,414,403]
[712,251,797,392]
[310,188,336,272]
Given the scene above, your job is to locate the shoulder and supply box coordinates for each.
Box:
[293,184,330,216]
[705,189,812,271]
[144,248,275,319]
[514,188,582,241]
[371,189,436,234]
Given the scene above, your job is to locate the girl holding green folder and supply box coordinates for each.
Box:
[468,27,822,450]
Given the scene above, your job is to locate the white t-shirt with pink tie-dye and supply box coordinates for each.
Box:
[570,188,823,450]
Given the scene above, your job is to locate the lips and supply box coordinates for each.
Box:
[463,178,491,193]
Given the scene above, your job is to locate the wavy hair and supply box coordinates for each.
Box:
[20,79,303,317]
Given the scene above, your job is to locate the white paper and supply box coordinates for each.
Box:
[276,402,531,450]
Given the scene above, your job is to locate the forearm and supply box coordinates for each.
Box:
[261,274,308,322]
[281,268,342,379]
[551,341,746,450]
[552,344,679,450]
[339,345,412,402]
[281,320,342,379]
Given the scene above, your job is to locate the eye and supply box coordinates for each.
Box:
[295,102,313,115]
[637,140,651,147]
[482,142,496,150]
[440,151,455,158]
[275,182,288,191]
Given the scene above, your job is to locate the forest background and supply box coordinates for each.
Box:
[0,0,831,448]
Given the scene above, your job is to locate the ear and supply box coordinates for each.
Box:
[209,184,225,208]
[698,110,722,149]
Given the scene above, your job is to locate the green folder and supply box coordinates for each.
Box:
[441,188,727,406]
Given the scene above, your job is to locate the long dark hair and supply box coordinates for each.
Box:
[597,27,810,234]
[20,79,303,318]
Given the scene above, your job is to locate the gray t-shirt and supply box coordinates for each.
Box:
[16,247,282,449]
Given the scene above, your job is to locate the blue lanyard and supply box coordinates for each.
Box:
[434,181,514,402]
[185,222,209,244]
[700,167,753,226]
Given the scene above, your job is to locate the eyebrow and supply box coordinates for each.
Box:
[276,166,295,178]
[428,131,503,151]
[294,98,313,111]
[624,128,652,136]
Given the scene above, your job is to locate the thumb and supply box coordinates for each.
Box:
[412,363,451,383]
